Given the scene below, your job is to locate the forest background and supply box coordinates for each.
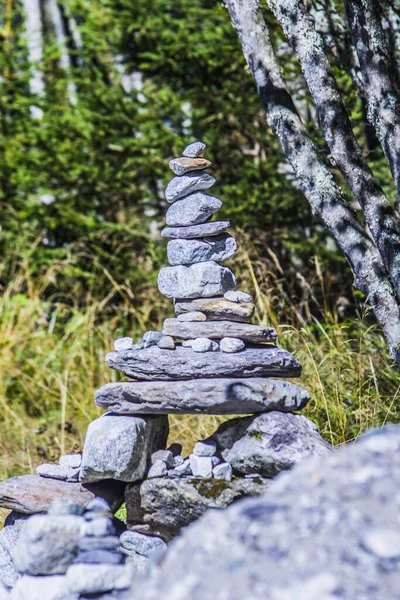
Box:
[1,0,399,479]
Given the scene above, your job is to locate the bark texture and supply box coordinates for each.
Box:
[345,0,400,199]
[269,0,400,299]
[226,0,400,361]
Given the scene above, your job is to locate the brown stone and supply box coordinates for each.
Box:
[163,318,277,344]
[0,475,125,515]
[169,157,212,176]
[174,297,255,322]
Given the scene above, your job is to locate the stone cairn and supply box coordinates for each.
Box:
[0,142,331,599]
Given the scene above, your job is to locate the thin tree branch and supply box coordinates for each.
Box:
[225,0,400,361]
[345,0,400,199]
[268,0,400,299]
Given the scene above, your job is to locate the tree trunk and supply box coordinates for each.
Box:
[225,0,400,362]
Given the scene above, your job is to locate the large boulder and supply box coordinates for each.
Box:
[125,476,270,541]
[132,426,400,600]
[208,411,331,477]
[80,413,169,483]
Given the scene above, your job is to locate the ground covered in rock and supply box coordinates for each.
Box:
[133,425,400,600]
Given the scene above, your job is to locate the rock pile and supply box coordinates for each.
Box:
[0,141,331,594]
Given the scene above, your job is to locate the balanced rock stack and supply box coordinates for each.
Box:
[95,141,331,538]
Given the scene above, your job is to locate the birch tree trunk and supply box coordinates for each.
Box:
[225,0,400,362]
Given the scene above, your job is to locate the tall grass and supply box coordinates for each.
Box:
[0,232,399,479]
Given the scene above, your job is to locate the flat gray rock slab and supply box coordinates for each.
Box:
[0,475,125,514]
[163,319,277,343]
[126,476,270,540]
[167,235,237,265]
[209,412,332,477]
[120,531,167,558]
[161,220,230,239]
[165,172,216,203]
[95,378,310,415]
[166,192,221,227]
[158,262,236,299]
[80,413,169,483]
[174,297,255,322]
[106,346,302,380]
[133,426,400,600]
[13,514,83,575]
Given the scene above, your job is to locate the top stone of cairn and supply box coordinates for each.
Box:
[182,141,206,158]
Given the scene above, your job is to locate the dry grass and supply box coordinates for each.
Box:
[0,232,399,479]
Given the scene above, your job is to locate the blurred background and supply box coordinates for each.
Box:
[0,0,399,479]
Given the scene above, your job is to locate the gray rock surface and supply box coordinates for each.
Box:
[10,574,77,600]
[106,346,301,380]
[165,172,216,203]
[219,337,245,353]
[169,157,211,176]
[147,461,168,479]
[162,221,230,240]
[224,290,252,303]
[132,426,400,600]
[114,337,136,352]
[166,192,221,226]
[213,463,233,481]
[193,439,217,457]
[0,475,125,514]
[72,549,125,565]
[59,455,81,469]
[182,141,206,157]
[157,335,175,350]
[0,581,9,600]
[177,311,206,322]
[120,531,167,558]
[210,412,332,477]
[168,459,192,478]
[189,456,213,478]
[82,517,115,538]
[80,413,169,483]
[126,477,270,540]
[190,338,219,353]
[158,261,236,299]
[167,234,237,266]
[174,297,254,322]
[79,536,120,551]
[13,514,83,575]
[95,377,309,415]
[66,564,134,594]
[0,513,27,589]
[151,450,174,468]
[163,318,277,343]
[36,464,79,481]
[137,331,163,349]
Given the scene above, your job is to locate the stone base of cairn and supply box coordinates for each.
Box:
[0,142,331,599]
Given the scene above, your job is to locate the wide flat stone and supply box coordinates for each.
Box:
[161,220,230,239]
[106,346,302,380]
[174,297,255,322]
[158,262,236,299]
[167,234,237,265]
[95,378,310,415]
[0,475,125,515]
[169,157,211,176]
[163,319,277,343]
[80,413,169,483]
[125,477,270,540]
[165,192,222,227]
[209,412,332,477]
[165,172,216,203]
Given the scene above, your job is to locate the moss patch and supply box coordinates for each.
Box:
[191,478,231,499]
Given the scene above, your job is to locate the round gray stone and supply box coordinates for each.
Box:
[182,141,206,157]
[162,221,230,240]
[158,262,236,299]
[167,234,237,265]
[165,192,221,226]
[165,172,216,203]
